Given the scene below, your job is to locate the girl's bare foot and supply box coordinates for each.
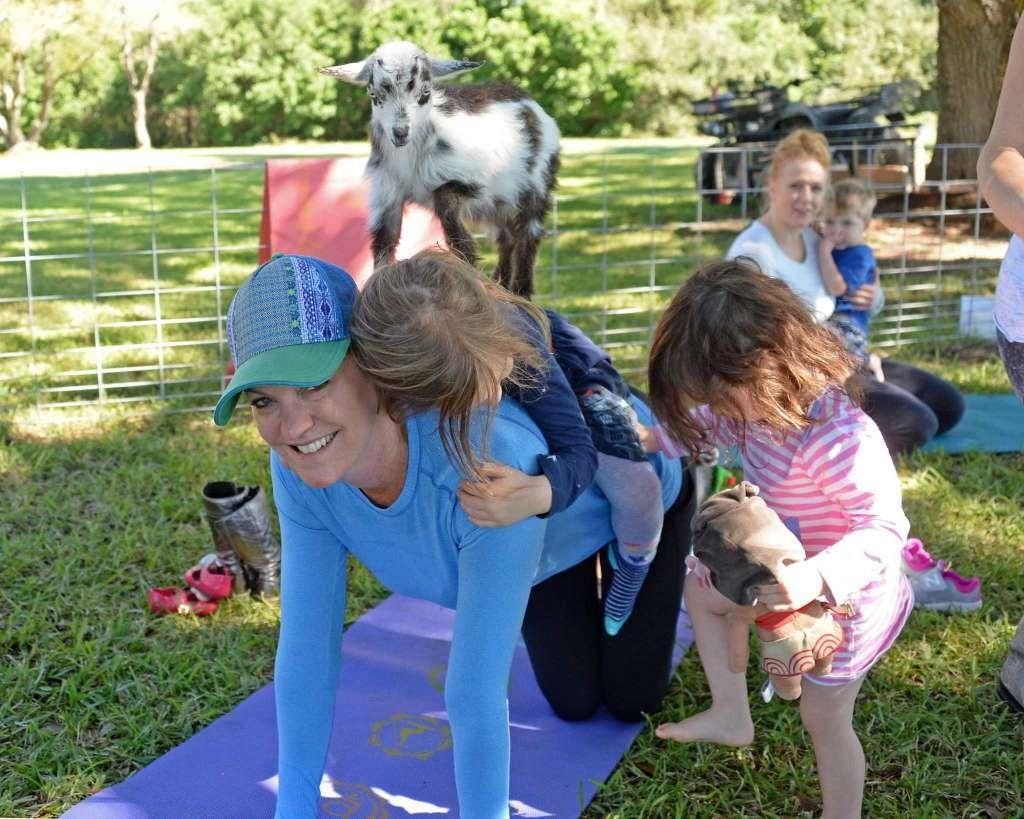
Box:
[655,707,754,746]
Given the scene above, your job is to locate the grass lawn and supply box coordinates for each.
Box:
[1,142,1022,817]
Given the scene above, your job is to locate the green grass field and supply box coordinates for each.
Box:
[1,143,1022,817]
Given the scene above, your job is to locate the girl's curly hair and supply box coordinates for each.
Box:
[649,257,860,455]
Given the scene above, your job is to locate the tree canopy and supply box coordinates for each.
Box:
[1,0,943,149]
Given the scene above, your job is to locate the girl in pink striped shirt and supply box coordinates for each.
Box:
[645,258,912,819]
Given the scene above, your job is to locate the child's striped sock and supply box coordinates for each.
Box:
[604,542,656,636]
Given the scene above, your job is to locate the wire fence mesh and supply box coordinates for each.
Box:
[0,142,1005,422]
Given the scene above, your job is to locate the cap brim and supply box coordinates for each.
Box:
[213,340,350,426]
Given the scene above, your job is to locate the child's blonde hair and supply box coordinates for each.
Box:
[349,249,549,481]
[649,257,859,455]
[827,178,878,222]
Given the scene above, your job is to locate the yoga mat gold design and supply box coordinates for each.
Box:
[427,663,446,695]
[321,779,391,818]
[369,713,453,760]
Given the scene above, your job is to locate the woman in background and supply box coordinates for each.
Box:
[727,128,964,455]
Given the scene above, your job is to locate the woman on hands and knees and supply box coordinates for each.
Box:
[214,250,689,818]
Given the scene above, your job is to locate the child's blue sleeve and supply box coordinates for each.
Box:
[506,314,598,516]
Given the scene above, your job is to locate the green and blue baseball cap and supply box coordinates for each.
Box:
[213,254,359,426]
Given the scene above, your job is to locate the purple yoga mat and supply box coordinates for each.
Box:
[65,594,693,818]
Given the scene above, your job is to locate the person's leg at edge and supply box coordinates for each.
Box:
[654,571,754,745]
[596,453,663,636]
[996,329,1024,712]
[799,676,866,819]
[857,375,938,455]
[881,358,965,436]
[996,329,1024,401]
[599,477,690,719]
[520,552,603,721]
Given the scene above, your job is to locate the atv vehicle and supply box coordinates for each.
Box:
[693,79,923,204]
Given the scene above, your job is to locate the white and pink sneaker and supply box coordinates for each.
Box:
[901,538,982,613]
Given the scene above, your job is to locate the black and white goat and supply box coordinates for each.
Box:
[321,40,560,299]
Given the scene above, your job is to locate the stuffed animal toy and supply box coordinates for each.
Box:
[691,480,844,700]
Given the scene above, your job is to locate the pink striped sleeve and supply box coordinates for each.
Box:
[797,413,910,605]
[652,405,733,460]
[653,423,687,459]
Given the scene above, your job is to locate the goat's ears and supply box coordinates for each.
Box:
[319,60,371,85]
[428,58,484,80]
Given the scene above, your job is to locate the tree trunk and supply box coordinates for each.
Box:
[132,88,152,150]
[121,8,160,151]
[3,52,27,149]
[27,40,55,146]
[928,0,1018,181]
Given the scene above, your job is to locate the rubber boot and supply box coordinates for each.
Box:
[202,481,281,597]
[999,614,1024,714]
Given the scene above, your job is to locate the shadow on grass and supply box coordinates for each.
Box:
[0,408,387,817]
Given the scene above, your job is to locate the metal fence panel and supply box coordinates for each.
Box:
[0,144,1004,422]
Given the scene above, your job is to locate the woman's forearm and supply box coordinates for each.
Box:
[979,145,1024,237]
[979,17,1024,237]
[448,518,546,817]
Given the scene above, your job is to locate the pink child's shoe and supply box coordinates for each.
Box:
[900,538,982,613]
[183,553,235,600]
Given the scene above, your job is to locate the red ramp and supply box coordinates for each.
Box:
[258,157,447,286]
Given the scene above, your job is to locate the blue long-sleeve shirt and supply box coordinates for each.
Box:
[832,244,877,334]
[270,395,681,818]
[505,309,625,515]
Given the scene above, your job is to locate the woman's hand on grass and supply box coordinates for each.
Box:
[458,463,553,527]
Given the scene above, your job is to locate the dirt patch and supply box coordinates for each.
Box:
[871,220,1007,264]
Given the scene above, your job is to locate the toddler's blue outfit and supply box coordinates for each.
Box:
[828,244,877,363]
[508,308,664,635]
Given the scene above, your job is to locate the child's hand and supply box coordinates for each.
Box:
[756,561,826,612]
[636,422,661,454]
[846,281,878,309]
[817,226,837,257]
[458,463,553,527]
[868,353,885,383]
[685,554,712,587]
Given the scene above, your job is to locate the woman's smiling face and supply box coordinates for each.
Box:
[766,157,829,230]
[247,356,383,489]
